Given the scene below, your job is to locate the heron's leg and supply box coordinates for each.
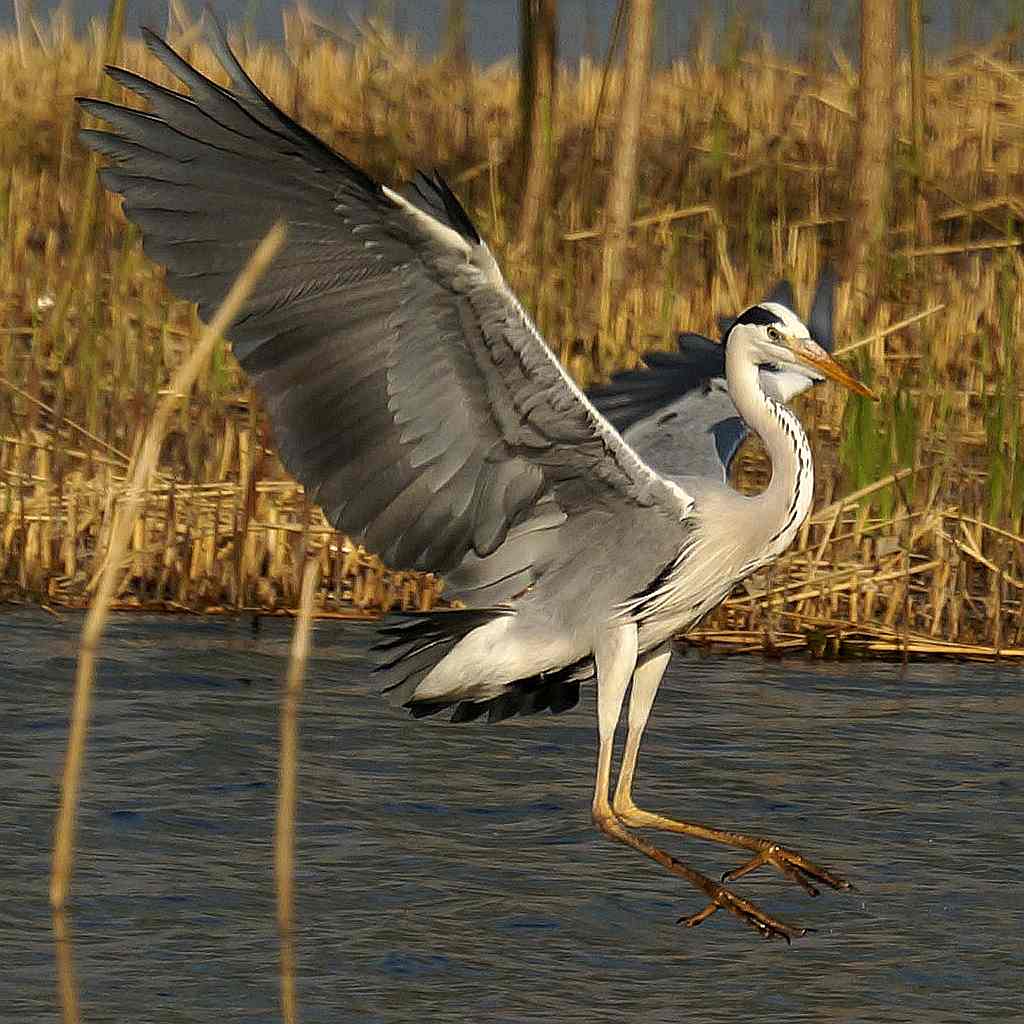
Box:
[611,642,671,819]
[590,626,804,941]
[609,646,850,898]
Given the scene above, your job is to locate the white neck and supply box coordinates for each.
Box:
[725,340,815,563]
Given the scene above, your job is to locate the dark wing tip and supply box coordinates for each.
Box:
[764,278,796,311]
[809,266,838,353]
[674,331,723,361]
[139,24,170,55]
[435,173,481,245]
[397,169,481,246]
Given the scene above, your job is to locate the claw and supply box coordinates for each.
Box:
[678,902,718,929]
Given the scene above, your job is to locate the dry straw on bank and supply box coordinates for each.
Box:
[1,15,1023,657]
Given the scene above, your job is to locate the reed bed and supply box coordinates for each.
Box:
[2,15,1023,658]
[0,456,443,616]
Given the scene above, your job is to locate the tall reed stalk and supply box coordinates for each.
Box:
[275,553,319,1024]
[50,223,286,911]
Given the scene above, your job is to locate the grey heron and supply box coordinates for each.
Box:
[79,23,874,941]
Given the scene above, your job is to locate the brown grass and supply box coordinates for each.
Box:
[1,14,1023,657]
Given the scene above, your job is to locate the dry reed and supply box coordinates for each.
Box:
[1,15,1023,659]
[50,223,286,911]
[52,908,79,1024]
[275,553,319,1024]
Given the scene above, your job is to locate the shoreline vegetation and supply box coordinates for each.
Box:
[2,14,1024,659]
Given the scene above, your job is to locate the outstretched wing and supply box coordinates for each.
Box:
[586,333,740,481]
[79,21,692,601]
[588,272,837,482]
[585,333,726,436]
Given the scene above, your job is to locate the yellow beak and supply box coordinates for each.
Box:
[796,345,878,401]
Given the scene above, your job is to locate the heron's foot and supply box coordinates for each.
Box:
[611,800,851,899]
[593,808,809,942]
[679,881,808,943]
[721,842,852,898]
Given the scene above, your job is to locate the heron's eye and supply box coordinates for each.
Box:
[766,326,782,342]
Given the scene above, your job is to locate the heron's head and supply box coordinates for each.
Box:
[725,302,876,401]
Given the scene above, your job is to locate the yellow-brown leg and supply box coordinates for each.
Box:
[592,630,806,941]
[611,645,852,908]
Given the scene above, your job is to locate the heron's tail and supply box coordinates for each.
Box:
[373,609,508,709]
[373,609,584,724]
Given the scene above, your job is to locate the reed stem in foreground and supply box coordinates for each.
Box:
[50,223,287,911]
[276,554,320,1024]
[52,910,80,1024]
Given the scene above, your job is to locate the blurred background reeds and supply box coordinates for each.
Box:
[1,1,1023,656]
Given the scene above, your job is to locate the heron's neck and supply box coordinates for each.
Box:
[726,344,814,560]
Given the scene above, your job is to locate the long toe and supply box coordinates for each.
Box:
[722,843,852,896]
[678,883,808,943]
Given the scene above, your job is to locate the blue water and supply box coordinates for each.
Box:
[1,609,1021,1022]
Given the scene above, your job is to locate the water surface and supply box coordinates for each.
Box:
[1,610,1021,1022]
